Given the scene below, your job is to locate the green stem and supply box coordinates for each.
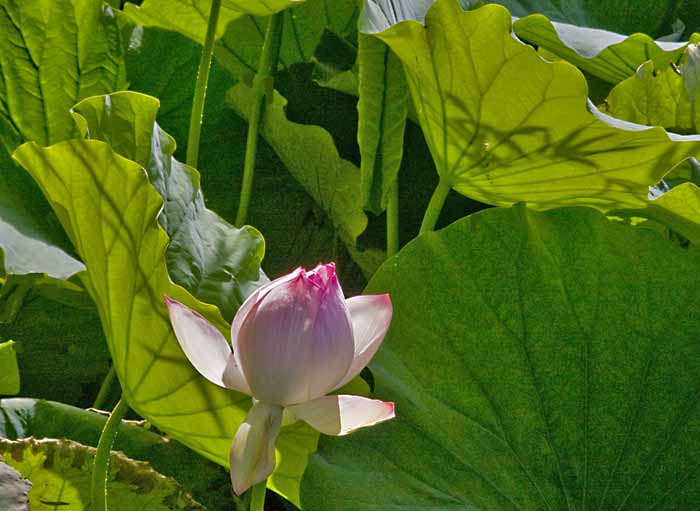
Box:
[249,480,267,511]
[386,179,400,257]
[419,178,451,235]
[91,398,130,511]
[92,365,116,410]
[235,12,285,227]
[186,0,223,169]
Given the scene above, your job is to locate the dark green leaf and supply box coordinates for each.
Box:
[302,205,700,510]
[490,0,681,37]
[215,0,359,82]
[227,84,376,272]
[71,92,267,320]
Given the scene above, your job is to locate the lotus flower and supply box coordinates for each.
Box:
[164,263,394,494]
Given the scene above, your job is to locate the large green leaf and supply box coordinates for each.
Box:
[0,438,203,510]
[71,91,267,321]
[123,0,305,45]
[0,341,19,396]
[363,1,700,212]
[0,0,125,280]
[227,84,370,262]
[513,14,699,84]
[302,204,700,510]
[357,33,409,215]
[12,139,315,505]
[216,0,359,83]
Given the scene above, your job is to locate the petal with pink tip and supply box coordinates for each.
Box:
[288,395,395,436]
[229,401,283,495]
[334,294,392,389]
[164,296,250,394]
[235,268,355,405]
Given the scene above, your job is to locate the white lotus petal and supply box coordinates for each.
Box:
[288,395,395,436]
[165,296,249,393]
[334,294,392,390]
[229,401,283,495]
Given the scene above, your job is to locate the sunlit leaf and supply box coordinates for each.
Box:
[358,34,409,215]
[609,183,700,244]
[71,92,267,321]
[302,205,700,510]
[513,14,699,84]
[362,1,700,212]
[0,341,19,396]
[605,59,700,134]
[12,138,315,505]
[0,0,126,280]
[0,438,203,510]
[123,0,305,46]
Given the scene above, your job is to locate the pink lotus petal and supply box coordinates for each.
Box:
[334,294,392,390]
[164,296,250,394]
[288,395,395,436]
[235,266,354,405]
[229,401,283,495]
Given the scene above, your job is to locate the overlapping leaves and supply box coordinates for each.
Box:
[12,103,316,504]
[513,15,699,84]
[71,92,267,320]
[123,0,305,45]
[363,0,700,213]
[302,205,700,510]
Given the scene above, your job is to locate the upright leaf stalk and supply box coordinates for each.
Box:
[186,0,223,169]
[248,480,268,511]
[235,12,285,227]
[90,397,130,511]
[419,178,451,234]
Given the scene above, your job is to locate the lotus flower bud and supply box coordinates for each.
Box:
[165,262,395,495]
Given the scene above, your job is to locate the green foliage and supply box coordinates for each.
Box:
[0,438,203,510]
[366,0,700,213]
[1,293,110,407]
[357,34,408,215]
[227,84,375,271]
[71,92,267,321]
[0,398,232,509]
[492,0,681,37]
[302,205,700,510]
[0,0,127,280]
[12,134,315,506]
[0,341,19,395]
[216,0,359,83]
[514,14,700,84]
[123,0,306,45]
